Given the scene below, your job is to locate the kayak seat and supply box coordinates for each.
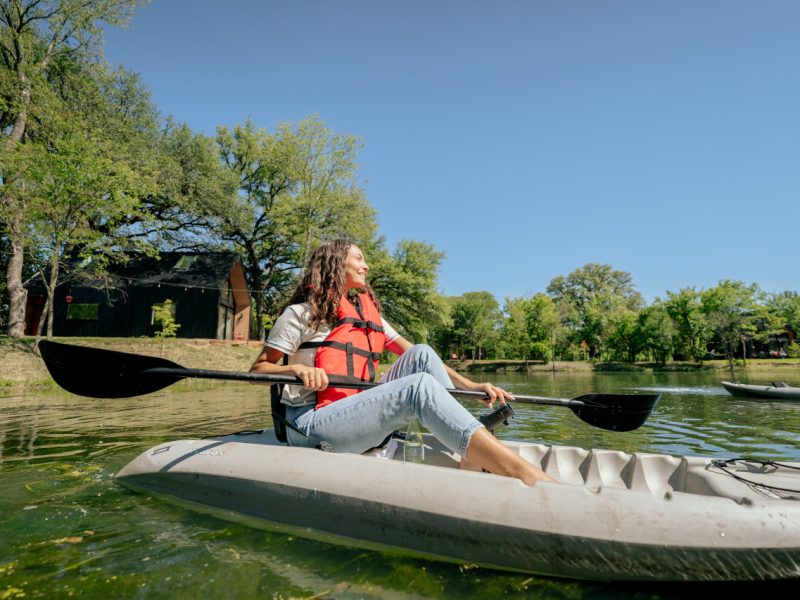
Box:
[771,381,790,388]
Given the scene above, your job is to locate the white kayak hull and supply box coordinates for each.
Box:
[722,381,800,400]
[116,431,800,582]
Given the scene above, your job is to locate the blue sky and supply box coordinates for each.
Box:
[103,1,799,304]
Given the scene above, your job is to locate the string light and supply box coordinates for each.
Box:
[65,272,262,294]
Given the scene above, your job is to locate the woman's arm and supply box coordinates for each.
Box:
[250,346,330,391]
[384,337,512,405]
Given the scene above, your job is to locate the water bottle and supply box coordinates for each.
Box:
[403,420,425,464]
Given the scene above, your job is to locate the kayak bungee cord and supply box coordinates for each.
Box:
[711,458,800,498]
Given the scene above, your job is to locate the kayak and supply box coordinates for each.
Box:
[116,430,800,582]
[721,380,800,400]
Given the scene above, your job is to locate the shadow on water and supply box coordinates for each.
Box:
[1,373,798,597]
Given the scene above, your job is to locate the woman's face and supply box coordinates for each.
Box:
[344,245,369,288]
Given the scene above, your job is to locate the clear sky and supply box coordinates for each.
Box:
[103,0,799,304]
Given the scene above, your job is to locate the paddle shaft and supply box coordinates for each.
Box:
[37,340,659,431]
[144,367,587,408]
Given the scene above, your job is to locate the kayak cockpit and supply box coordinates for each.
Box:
[212,429,800,503]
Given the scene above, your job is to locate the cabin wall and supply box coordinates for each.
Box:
[29,285,221,339]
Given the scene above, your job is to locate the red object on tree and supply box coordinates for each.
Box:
[65,295,73,304]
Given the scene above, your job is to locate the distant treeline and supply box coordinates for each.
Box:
[426,264,799,368]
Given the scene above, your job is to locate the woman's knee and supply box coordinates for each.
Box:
[407,343,436,359]
[404,343,441,369]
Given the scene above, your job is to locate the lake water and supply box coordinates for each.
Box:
[2,370,799,598]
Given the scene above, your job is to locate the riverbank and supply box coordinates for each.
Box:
[443,357,800,374]
[2,336,798,390]
[0,336,263,389]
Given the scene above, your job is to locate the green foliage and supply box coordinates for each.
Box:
[204,116,378,339]
[547,263,643,358]
[66,303,99,320]
[526,293,564,362]
[152,300,180,338]
[499,296,534,359]
[701,280,761,368]
[635,302,676,365]
[664,288,710,361]
[368,240,447,342]
[768,291,800,338]
[1,1,143,334]
[449,291,502,360]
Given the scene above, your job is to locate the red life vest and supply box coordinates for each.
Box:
[303,292,386,409]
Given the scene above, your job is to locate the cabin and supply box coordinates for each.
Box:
[24,252,251,340]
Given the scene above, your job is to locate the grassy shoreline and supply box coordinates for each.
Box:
[2,336,798,390]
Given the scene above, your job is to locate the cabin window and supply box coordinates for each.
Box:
[173,256,196,271]
[67,303,99,320]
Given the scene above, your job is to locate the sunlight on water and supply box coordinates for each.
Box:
[2,371,799,598]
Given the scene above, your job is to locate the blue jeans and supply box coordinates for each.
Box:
[285,344,483,455]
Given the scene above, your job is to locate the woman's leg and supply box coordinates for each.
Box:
[464,428,555,484]
[384,345,553,483]
[292,371,481,456]
[381,344,453,387]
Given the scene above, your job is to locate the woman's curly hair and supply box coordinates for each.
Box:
[284,239,381,329]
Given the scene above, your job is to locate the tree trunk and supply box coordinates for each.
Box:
[5,212,27,337]
[3,76,31,338]
[45,255,60,338]
[7,74,30,146]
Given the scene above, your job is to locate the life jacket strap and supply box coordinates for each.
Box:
[336,317,384,332]
[299,340,381,361]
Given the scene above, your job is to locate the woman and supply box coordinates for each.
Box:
[251,239,553,485]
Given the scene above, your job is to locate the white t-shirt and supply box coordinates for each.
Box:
[265,302,400,406]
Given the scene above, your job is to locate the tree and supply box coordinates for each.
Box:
[701,280,761,371]
[367,239,448,343]
[768,291,800,340]
[450,291,502,361]
[23,119,140,338]
[664,288,710,361]
[152,299,180,338]
[636,301,675,365]
[547,263,643,358]
[206,117,377,339]
[1,0,141,336]
[604,304,642,362]
[499,296,534,360]
[525,293,563,363]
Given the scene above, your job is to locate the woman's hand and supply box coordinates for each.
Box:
[443,363,514,407]
[290,364,329,391]
[469,381,514,407]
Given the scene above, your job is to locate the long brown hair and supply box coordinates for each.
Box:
[284,239,381,328]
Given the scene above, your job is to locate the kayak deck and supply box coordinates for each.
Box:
[116,431,800,582]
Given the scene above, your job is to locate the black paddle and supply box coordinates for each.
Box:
[38,340,659,432]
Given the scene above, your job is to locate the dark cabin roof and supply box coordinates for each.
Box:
[25,252,243,293]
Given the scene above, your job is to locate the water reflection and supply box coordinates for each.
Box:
[1,373,799,597]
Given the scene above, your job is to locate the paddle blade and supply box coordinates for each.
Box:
[39,340,186,398]
[570,393,660,432]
